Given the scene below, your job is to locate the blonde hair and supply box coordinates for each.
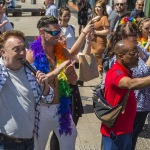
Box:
[138,17,150,36]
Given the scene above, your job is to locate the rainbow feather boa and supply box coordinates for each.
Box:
[29,36,72,135]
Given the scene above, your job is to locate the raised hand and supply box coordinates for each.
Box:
[46,60,71,82]
[82,16,100,34]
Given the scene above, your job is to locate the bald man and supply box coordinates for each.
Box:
[130,0,145,22]
[100,39,150,150]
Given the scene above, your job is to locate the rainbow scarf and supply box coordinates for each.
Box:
[29,36,72,135]
[137,36,150,52]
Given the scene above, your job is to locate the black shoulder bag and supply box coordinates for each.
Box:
[92,88,130,128]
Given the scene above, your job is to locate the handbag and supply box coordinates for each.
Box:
[78,54,99,82]
[92,88,130,128]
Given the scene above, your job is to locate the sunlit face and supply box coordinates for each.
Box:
[42,24,61,45]
[115,0,127,13]
[44,0,53,6]
[1,36,26,70]
[95,3,104,16]
[136,0,144,12]
[141,21,150,38]
[61,10,71,24]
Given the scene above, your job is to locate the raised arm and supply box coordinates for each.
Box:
[69,16,100,56]
[118,76,150,90]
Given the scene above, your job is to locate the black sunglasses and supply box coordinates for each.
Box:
[137,3,144,7]
[44,29,61,36]
[115,3,125,6]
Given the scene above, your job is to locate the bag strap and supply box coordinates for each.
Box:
[121,90,131,114]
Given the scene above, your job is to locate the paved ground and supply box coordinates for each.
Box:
[7,0,150,149]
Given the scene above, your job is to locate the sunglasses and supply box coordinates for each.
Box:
[127,51,139,57]
[115,3,125,6]
[137,3,144,7]
[43,29,61,36]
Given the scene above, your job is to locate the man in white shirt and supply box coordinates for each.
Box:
[104,0,112,16]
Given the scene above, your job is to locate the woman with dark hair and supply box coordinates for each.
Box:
[105,17,150,150]
[77,0,91,35]
[91,0,109,75]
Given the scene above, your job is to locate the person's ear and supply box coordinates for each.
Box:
[1,48,6,58]
[118,53,124,59]
[39,28,44,36]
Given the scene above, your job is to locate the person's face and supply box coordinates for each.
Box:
[61,10,71,24]
[141,21,150,38]
[136,1,144,12]
[44,0,53,6]
[1,36,26,70]
[95,3,104,16]
[121,45,139,68]
[41,24,61,45]
[115,0,127,13]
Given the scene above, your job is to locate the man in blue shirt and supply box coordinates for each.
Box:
[130,0,144,22]
[44,0,58,18]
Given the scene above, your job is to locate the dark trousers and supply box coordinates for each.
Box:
[0,137,34,150]
[132,111,149,150]
[50,117,79,150]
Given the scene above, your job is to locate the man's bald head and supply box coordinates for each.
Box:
[114,39,137,55]
[114,39,139,69]
[114,0,127,4]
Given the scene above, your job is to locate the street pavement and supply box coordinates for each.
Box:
[7,0,150,149]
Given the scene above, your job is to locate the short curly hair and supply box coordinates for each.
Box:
[138,17,150,36]
[37,15,58,29]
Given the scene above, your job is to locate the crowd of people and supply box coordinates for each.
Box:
[0,0,149,150]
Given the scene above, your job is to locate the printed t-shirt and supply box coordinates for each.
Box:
[100,61,136,137]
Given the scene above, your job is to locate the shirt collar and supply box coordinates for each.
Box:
[115,61,132,77]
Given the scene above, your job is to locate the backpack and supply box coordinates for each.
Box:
[69,25,75,35]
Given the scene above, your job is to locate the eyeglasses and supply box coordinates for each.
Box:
[127,51,139,57]
[115,3,125,6]
[43,29,61,36]
[137,3,144,7]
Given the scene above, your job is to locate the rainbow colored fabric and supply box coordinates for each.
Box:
[29,36,72,135]
[137,36,150,52]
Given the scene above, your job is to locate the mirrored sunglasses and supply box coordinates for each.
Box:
[44,29,61,36]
